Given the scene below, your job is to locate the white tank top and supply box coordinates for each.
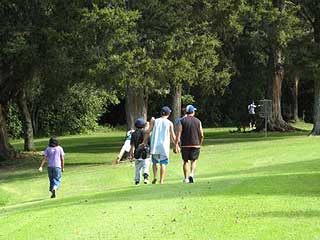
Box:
[150,117,171,159]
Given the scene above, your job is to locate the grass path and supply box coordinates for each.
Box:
[1,126,320,239]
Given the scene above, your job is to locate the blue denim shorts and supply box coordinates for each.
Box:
[152,158,169,165]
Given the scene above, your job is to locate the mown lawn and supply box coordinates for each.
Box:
[1,125,320,240]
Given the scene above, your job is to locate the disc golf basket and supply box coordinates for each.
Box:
[259,99,272,137]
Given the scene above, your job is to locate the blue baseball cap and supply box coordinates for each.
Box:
[135,118,146,128]
[160,106,172,115]
[186,105,197,113]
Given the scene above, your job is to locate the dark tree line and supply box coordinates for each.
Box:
[1,0,320,160]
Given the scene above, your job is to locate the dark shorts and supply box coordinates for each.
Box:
[249,114,256,123]
[181,148,200,161]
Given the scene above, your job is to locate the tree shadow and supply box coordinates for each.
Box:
[251,210,320,218]
[0,162,112,183]
[2,170,320,216]
[203,130,310,146]
[197,158,320,179]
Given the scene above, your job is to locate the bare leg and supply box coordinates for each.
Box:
[183,160,189,179]
[160,164,166,184]
[152,164,157,184]
[190,160,197,177]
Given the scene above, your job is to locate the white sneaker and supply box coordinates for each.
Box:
[183,178,189,183]
[144,179,149,184]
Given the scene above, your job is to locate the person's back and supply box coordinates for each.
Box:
[180,116,202,147]
[144,106,176,184]
[39,137,65,198]
[175,105,203,183]
[131,128,146,149]
[150,117,172,158]
[45,146,64,168]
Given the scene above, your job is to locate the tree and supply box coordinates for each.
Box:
[128,0,233,126]
[79,3,143,129]
[288,0,320,134]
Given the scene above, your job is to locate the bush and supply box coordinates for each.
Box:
[6,103,23,139]
[34,83,119,136]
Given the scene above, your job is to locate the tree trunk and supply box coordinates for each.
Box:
[310,16,320,135]
[0,104,13,160]
[267,49,292,131]
[125,84,147,130]
[170,83,182,125]
[293,72,299,122]
[32,108,39,137]
[17,90,35,151]
[267,0,293,131]
[311,80,320,135]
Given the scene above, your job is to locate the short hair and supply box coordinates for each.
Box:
[49,137,59,147]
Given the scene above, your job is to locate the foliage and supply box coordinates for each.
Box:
[5,103,23,139]
[34,83,118,136]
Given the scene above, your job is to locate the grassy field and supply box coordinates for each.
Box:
[1,124,320,240]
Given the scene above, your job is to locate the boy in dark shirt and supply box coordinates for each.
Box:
[129,118,150,185]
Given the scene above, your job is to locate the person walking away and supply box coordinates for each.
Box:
[143,106,176,184]
[129,118,151,185]
[38,137,65,198]
[176,105,203,183]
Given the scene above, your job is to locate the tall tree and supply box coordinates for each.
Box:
[17,89,35,151]
[288,0,320,134]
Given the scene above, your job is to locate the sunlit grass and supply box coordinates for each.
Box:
[1,125,320,239]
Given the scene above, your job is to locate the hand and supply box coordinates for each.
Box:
[38,167,43,172]
[173,145,180,154]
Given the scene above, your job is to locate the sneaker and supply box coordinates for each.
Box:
[152,179,157,184]
[51,189,56,198]
[143,173,149,184]
[183,178,189,183]
[188,176,194,183]
[135,181,140,185]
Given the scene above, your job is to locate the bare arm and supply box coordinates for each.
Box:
[61,156,65,172]
[38,156,48,172]
[129,144,135,160]
[175,123,182,146]
[142,119,154,145]
[169,122,176,144]
[199,122,204,145]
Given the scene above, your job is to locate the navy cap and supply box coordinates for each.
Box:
[186,105,197,113]
[135,118,146,128]
[160,106,172,115]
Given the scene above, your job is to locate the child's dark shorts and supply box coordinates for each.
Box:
[181,147,200,161]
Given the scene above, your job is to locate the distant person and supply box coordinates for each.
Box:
[248,101,257,129]
[38,137,65,198]
[176,105,203,183]
[114,129,134,164]
[129,118,151,185]
[143,106,176,184]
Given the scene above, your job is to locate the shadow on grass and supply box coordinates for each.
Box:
[2,170,320,216]
[203,130,310,146]
[252,210,320,218]
[12,136,124,154]
[198,158,320,178]
[0,162,111,183]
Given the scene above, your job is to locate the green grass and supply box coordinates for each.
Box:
[1,124,320,239]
